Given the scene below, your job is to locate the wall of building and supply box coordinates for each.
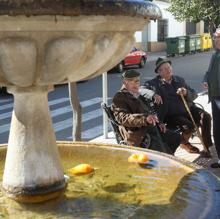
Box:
[134,21,150,51]
[135,0,186,52]
[149,0,186,52]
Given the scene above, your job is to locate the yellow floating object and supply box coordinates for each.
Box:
[128,153,149,164]
[68,164,94,175]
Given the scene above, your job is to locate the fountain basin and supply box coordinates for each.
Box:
[0,0,162,86]
[0,141,220,218]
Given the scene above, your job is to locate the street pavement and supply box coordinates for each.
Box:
[147,51,166,62]
[0,95,105,143]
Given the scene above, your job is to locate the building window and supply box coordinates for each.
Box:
[158,19,168,42]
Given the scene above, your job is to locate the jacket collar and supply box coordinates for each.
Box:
[120,86,140,98]
[157,75,175,85]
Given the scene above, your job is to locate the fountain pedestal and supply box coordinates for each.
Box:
[2,86,65,202]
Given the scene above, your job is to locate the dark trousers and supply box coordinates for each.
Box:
[146,126,180,155]
[165,105,212,148]
[211,98,220,158]
[191,105,212,147]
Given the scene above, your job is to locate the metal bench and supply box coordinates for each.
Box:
[101,103,152,147]
[101,103,126,145]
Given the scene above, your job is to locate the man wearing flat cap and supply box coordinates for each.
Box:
[111,69,180,154]
[143,57,212,154]
[203,27,220,168]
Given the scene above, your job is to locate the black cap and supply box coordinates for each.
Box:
[155,57,171,73]
[122,70,140,79]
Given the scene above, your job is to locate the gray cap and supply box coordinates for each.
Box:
[122,70,140,79]
[155,57,171,73]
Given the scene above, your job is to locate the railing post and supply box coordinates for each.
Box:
[102,72,108,138]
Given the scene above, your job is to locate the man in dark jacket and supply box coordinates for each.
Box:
[203,28,220,168]
[111,69,180,155]
[144,57,212,154]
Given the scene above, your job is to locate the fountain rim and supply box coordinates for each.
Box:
[0,0,162,19]
[0,140,218,174]
[58,141,205,170]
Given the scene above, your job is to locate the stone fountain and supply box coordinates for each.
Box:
[0,0,161,203]
[0,1,220,218]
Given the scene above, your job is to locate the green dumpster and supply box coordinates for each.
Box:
[165,36,185,57]
[185,35,196,54]
[194,34,201,52]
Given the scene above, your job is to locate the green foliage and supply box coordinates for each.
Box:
[168,0,220,32]
[144,0,170,2]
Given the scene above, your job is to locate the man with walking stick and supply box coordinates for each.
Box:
[203,28,220,167]
[143,57,212,155]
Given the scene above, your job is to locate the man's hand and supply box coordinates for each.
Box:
[146,115,159,126]
[176,87,187,96]
[158,123,167,133]
[153,94,163,105]
[202,82,208,90]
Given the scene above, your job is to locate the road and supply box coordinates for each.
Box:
[0,50,213,144]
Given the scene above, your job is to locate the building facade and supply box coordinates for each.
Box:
[135,0,205,52]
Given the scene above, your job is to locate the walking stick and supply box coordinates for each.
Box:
[180,93,211,157]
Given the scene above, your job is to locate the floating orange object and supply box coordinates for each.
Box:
[128,153,149,164]
[68,164,94,176]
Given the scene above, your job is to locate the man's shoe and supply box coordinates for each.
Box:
[180,143,200,154]
[210,162,220,168]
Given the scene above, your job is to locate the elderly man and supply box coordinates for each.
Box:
[111,69,180,155]
[144,57,212,154]
[203,28,220,168]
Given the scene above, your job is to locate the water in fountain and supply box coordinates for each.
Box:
[0,142,219,218]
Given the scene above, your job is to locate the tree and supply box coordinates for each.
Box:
[168,0,220,34]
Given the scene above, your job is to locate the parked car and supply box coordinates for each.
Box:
[112,47,147,73]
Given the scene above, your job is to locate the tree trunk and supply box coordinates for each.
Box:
[209,20,215,36]
[68,82,82,141]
